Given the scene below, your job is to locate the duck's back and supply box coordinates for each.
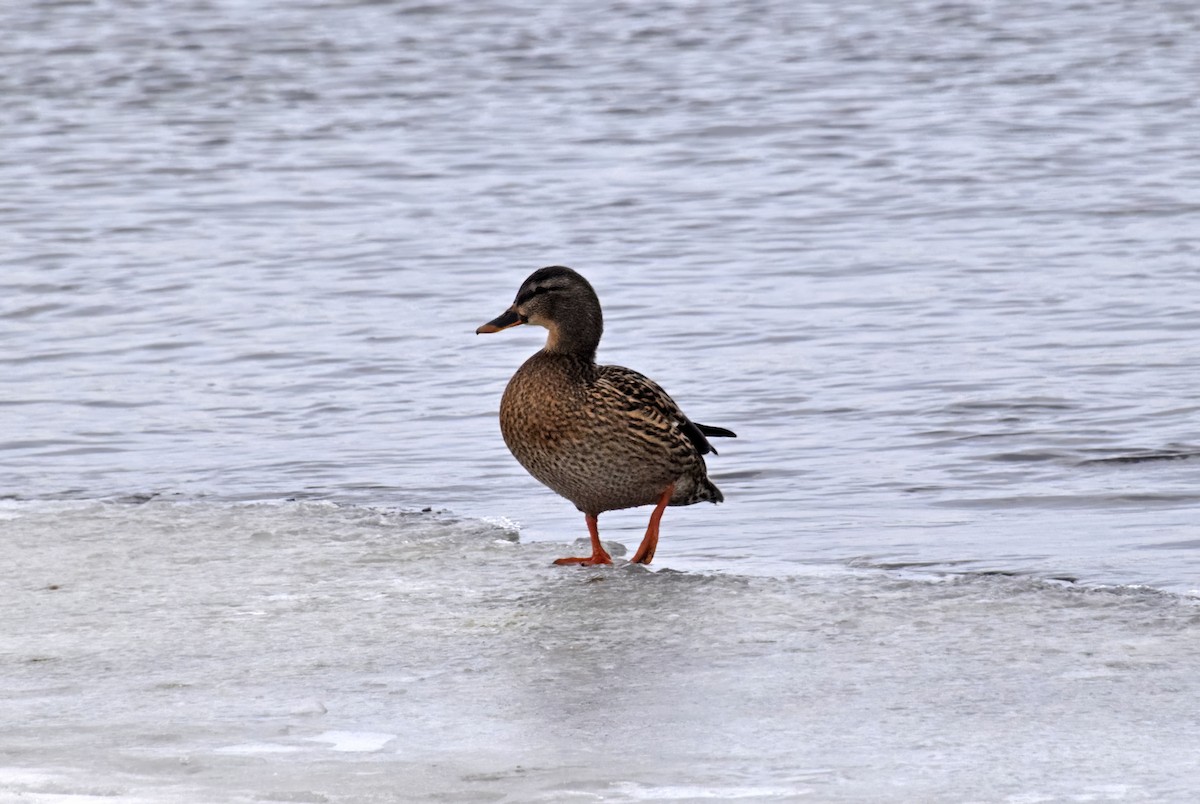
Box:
[499,351,721,516]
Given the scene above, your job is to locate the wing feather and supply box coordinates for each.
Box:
[593,365,715,457]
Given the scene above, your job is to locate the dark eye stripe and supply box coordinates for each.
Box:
[516,285,552,305]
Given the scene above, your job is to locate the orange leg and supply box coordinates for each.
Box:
[553,513,613,566]
[629,483,674,565]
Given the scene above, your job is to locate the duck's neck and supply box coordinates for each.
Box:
[543,304,603,361]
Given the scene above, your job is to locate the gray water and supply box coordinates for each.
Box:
[3,0,1200,801]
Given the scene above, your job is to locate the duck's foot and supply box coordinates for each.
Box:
[552,553,613,567]
[628,482,675,565]
[552,513,613,567]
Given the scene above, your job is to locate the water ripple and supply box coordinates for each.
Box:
[1,0,1199,590]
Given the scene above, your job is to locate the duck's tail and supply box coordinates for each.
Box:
[702,477,725,505]
[673,474,725,506]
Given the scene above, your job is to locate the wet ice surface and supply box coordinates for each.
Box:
[4,501,1200,803]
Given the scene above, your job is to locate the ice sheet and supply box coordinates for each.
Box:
[3,500,1199,802]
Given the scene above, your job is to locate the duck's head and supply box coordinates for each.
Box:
[476,266,603,356]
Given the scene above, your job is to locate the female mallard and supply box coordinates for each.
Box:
[476,266,735,566]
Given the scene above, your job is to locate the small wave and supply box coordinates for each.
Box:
[1080,450,1200,466]
[934,491,1200,510]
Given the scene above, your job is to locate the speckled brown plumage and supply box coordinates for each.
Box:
[476,266,735,566]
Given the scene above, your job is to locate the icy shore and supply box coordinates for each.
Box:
[3,501,1199,802]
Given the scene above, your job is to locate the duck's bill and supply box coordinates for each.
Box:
[475,308,523,334]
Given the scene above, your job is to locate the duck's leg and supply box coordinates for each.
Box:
[629,483,674,565]
[553,514,613,566]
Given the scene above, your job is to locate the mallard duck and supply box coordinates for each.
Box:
[476,266,735,566]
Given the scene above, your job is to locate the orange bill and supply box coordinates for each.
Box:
[476,308,523,334]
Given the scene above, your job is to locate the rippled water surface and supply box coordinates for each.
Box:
[5,0,1199,590]
[3,0,1200,798]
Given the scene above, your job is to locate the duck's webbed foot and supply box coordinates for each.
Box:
[552,553,612,566]
[552,514,612,567]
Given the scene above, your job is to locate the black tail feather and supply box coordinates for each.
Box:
[682,420,737,456]
[696,423,737,439]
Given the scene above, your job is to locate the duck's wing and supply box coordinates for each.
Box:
[594,365,733,457]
